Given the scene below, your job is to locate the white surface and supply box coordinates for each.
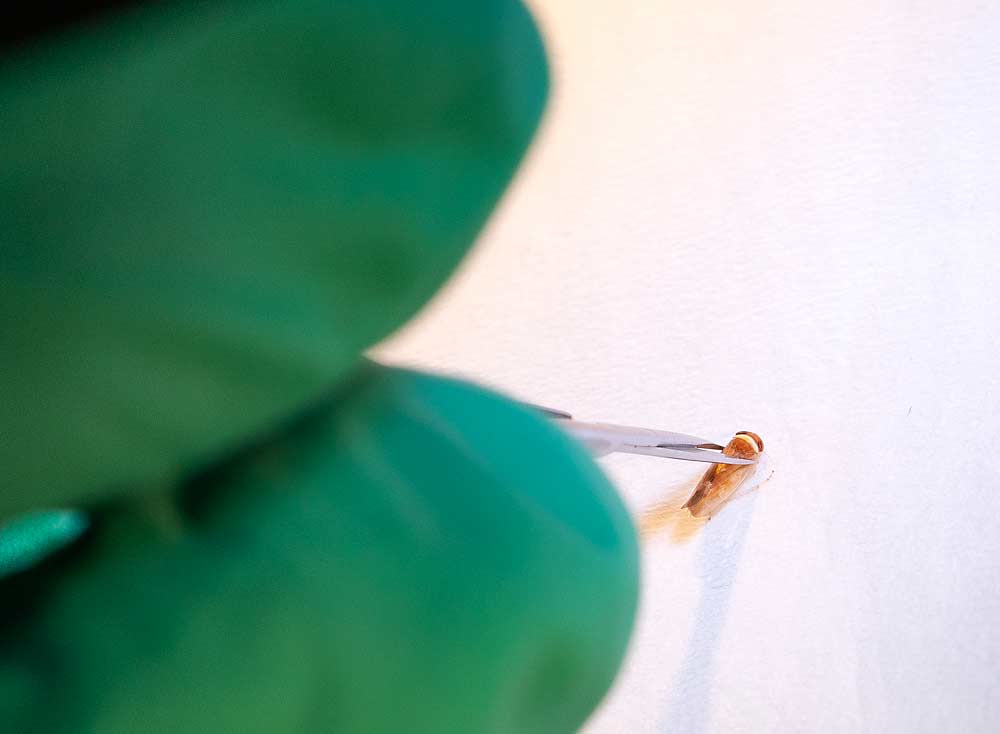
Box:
[375,1,1000,731]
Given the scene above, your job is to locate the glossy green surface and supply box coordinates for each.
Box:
[0,510,88,578]
[1,366,639,733]
[1,2,640,731]
[0,0,547,516]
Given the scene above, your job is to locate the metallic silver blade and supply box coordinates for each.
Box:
[674,442,726,451]
[558,421,717,451]
[613,444,754,465]
[543,413,747,463]
[524,402,573,420]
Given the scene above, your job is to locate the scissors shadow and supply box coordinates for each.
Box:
[649,493,758,734]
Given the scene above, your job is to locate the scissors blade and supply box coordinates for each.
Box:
[548,418,753,465]
[530,404,574,420]
[557,420,713,451]
[613,444,754,465]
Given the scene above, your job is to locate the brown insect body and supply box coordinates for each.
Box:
[683,431,764,518]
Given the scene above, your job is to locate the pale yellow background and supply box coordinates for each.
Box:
[376,1,1000,731]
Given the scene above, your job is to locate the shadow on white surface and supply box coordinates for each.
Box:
[658,495,758,734]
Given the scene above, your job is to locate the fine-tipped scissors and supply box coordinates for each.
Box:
[531,405,753,465]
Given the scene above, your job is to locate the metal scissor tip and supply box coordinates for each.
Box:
[525,404,754,465]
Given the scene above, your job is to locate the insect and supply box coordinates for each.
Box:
[682,431,764,518]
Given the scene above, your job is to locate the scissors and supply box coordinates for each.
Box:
[531,405,753,466]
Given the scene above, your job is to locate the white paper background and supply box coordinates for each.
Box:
[375,1,1000,731]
